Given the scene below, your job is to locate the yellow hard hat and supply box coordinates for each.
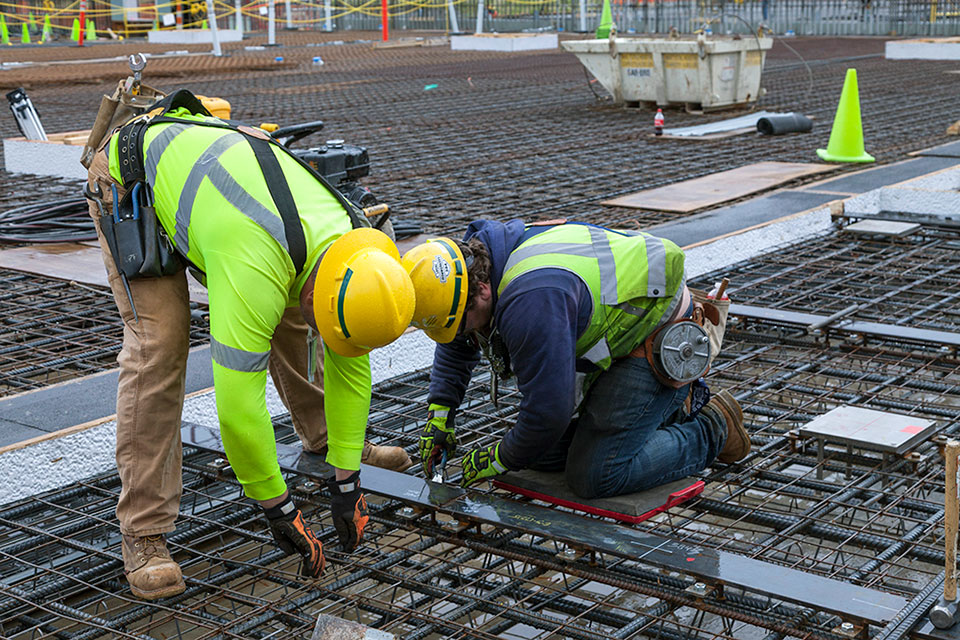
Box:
[314,228,416,357]
[401,238,468,343]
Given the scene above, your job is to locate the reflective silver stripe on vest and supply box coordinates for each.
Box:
[144,123,191,183]
[173,133,246,254]
[588,225,619,305]
[644,234,667,297]
[211,337,270,373]
[580,337,611,365]
[206,162,289,253]
[502,242,592,272]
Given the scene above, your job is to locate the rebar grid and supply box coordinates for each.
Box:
[1,318,957,640]
[700,225,960,333]
[0,268,209,396]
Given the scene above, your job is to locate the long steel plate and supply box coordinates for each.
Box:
[183,423,952,635]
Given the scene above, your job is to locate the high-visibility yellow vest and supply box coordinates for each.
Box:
[498,223,686,372]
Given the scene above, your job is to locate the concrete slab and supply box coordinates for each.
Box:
[0,419,50,446]
[886,37,960,60]
[913,139,960,158]
[808,155,960,194]
[450,33,558,52]
[494,470,703,523]
[0,346,213,445]
[647,189,839,248]
[604,162,833,213]
[3,135,87,180]
[843,219,921,237]
[147,29,243,45]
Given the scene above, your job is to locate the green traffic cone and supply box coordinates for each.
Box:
[595,0,613,39]
[816,69,875,164]
[85,18,96,40]
[41,15,51,42]
[201,18,207,29]
[0,15,8,45]
[21,22,29,43]
[70,17,80,40]
[152,18,158,30]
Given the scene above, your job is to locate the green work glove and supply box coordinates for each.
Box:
[460,441,508,488]
[420,403,456,476]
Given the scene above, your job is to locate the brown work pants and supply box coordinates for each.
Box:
[87,151,328,537]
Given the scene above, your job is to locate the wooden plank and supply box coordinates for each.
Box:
[602,162,834,213]
[0,243,208,305]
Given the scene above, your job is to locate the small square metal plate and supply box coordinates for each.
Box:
[798,406,935,454]
[844,219,921,237]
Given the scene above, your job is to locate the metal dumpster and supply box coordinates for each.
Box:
[561,35,773,111]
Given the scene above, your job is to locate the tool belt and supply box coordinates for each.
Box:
[100,89,372,282]
[630,297,722,389]
[99,181,184,280]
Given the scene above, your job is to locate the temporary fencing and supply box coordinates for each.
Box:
[0,0,960,39]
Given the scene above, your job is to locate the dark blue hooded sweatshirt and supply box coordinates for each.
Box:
[427,219,594,471]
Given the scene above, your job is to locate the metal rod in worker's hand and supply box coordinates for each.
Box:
[947,440,959,602]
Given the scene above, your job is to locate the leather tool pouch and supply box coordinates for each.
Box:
[81,80,165,168]
[690,288,728,367]
[100,183,183,280]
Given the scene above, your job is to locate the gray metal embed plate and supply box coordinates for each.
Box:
[798,406,935,454]
[844,219,922,237]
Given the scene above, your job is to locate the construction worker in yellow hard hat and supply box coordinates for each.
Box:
[403,219,750,500]
[401,237,469,344]
[83,88,414,601]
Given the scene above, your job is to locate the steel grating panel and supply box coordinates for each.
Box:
[694,224,960,335]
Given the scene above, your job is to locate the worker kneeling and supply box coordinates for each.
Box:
[404,220,751,498]
[85,91,414,600]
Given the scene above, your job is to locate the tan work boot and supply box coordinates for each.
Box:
[361,441,413,472]
[122,535,186,600]
[708,390,751,464]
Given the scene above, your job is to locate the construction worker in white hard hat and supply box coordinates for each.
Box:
[404,219,751,499]
[83,89,414,601]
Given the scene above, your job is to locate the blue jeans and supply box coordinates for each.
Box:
[532,356,725,499]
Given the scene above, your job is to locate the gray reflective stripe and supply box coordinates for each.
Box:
[211,337,270,372]
[502,242,593,273]
[645,235,667,297]
[173,133,245,254]
[144,124,191,183]
[431,409,449,418]
[581,338,611,365]
[588,226,619,305]
[279,501,295,516]
[206,161,289,253]
[613,300,651,319]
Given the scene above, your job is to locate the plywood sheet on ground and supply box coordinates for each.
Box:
[602,162,833,212]
[0,243,208,305]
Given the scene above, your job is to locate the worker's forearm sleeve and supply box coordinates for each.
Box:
[214,364,288,501]
[323,343,371,471]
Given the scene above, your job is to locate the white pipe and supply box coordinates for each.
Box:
[475,0,483,33]
[205,0,221,56]
[324,0,332,31]
[447,0,459,33]
[284,0,292,28]
[234,0,241,31]
[578,0,586,31]
[268,0,276,44]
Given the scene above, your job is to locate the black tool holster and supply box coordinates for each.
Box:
[99,182,183,280]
